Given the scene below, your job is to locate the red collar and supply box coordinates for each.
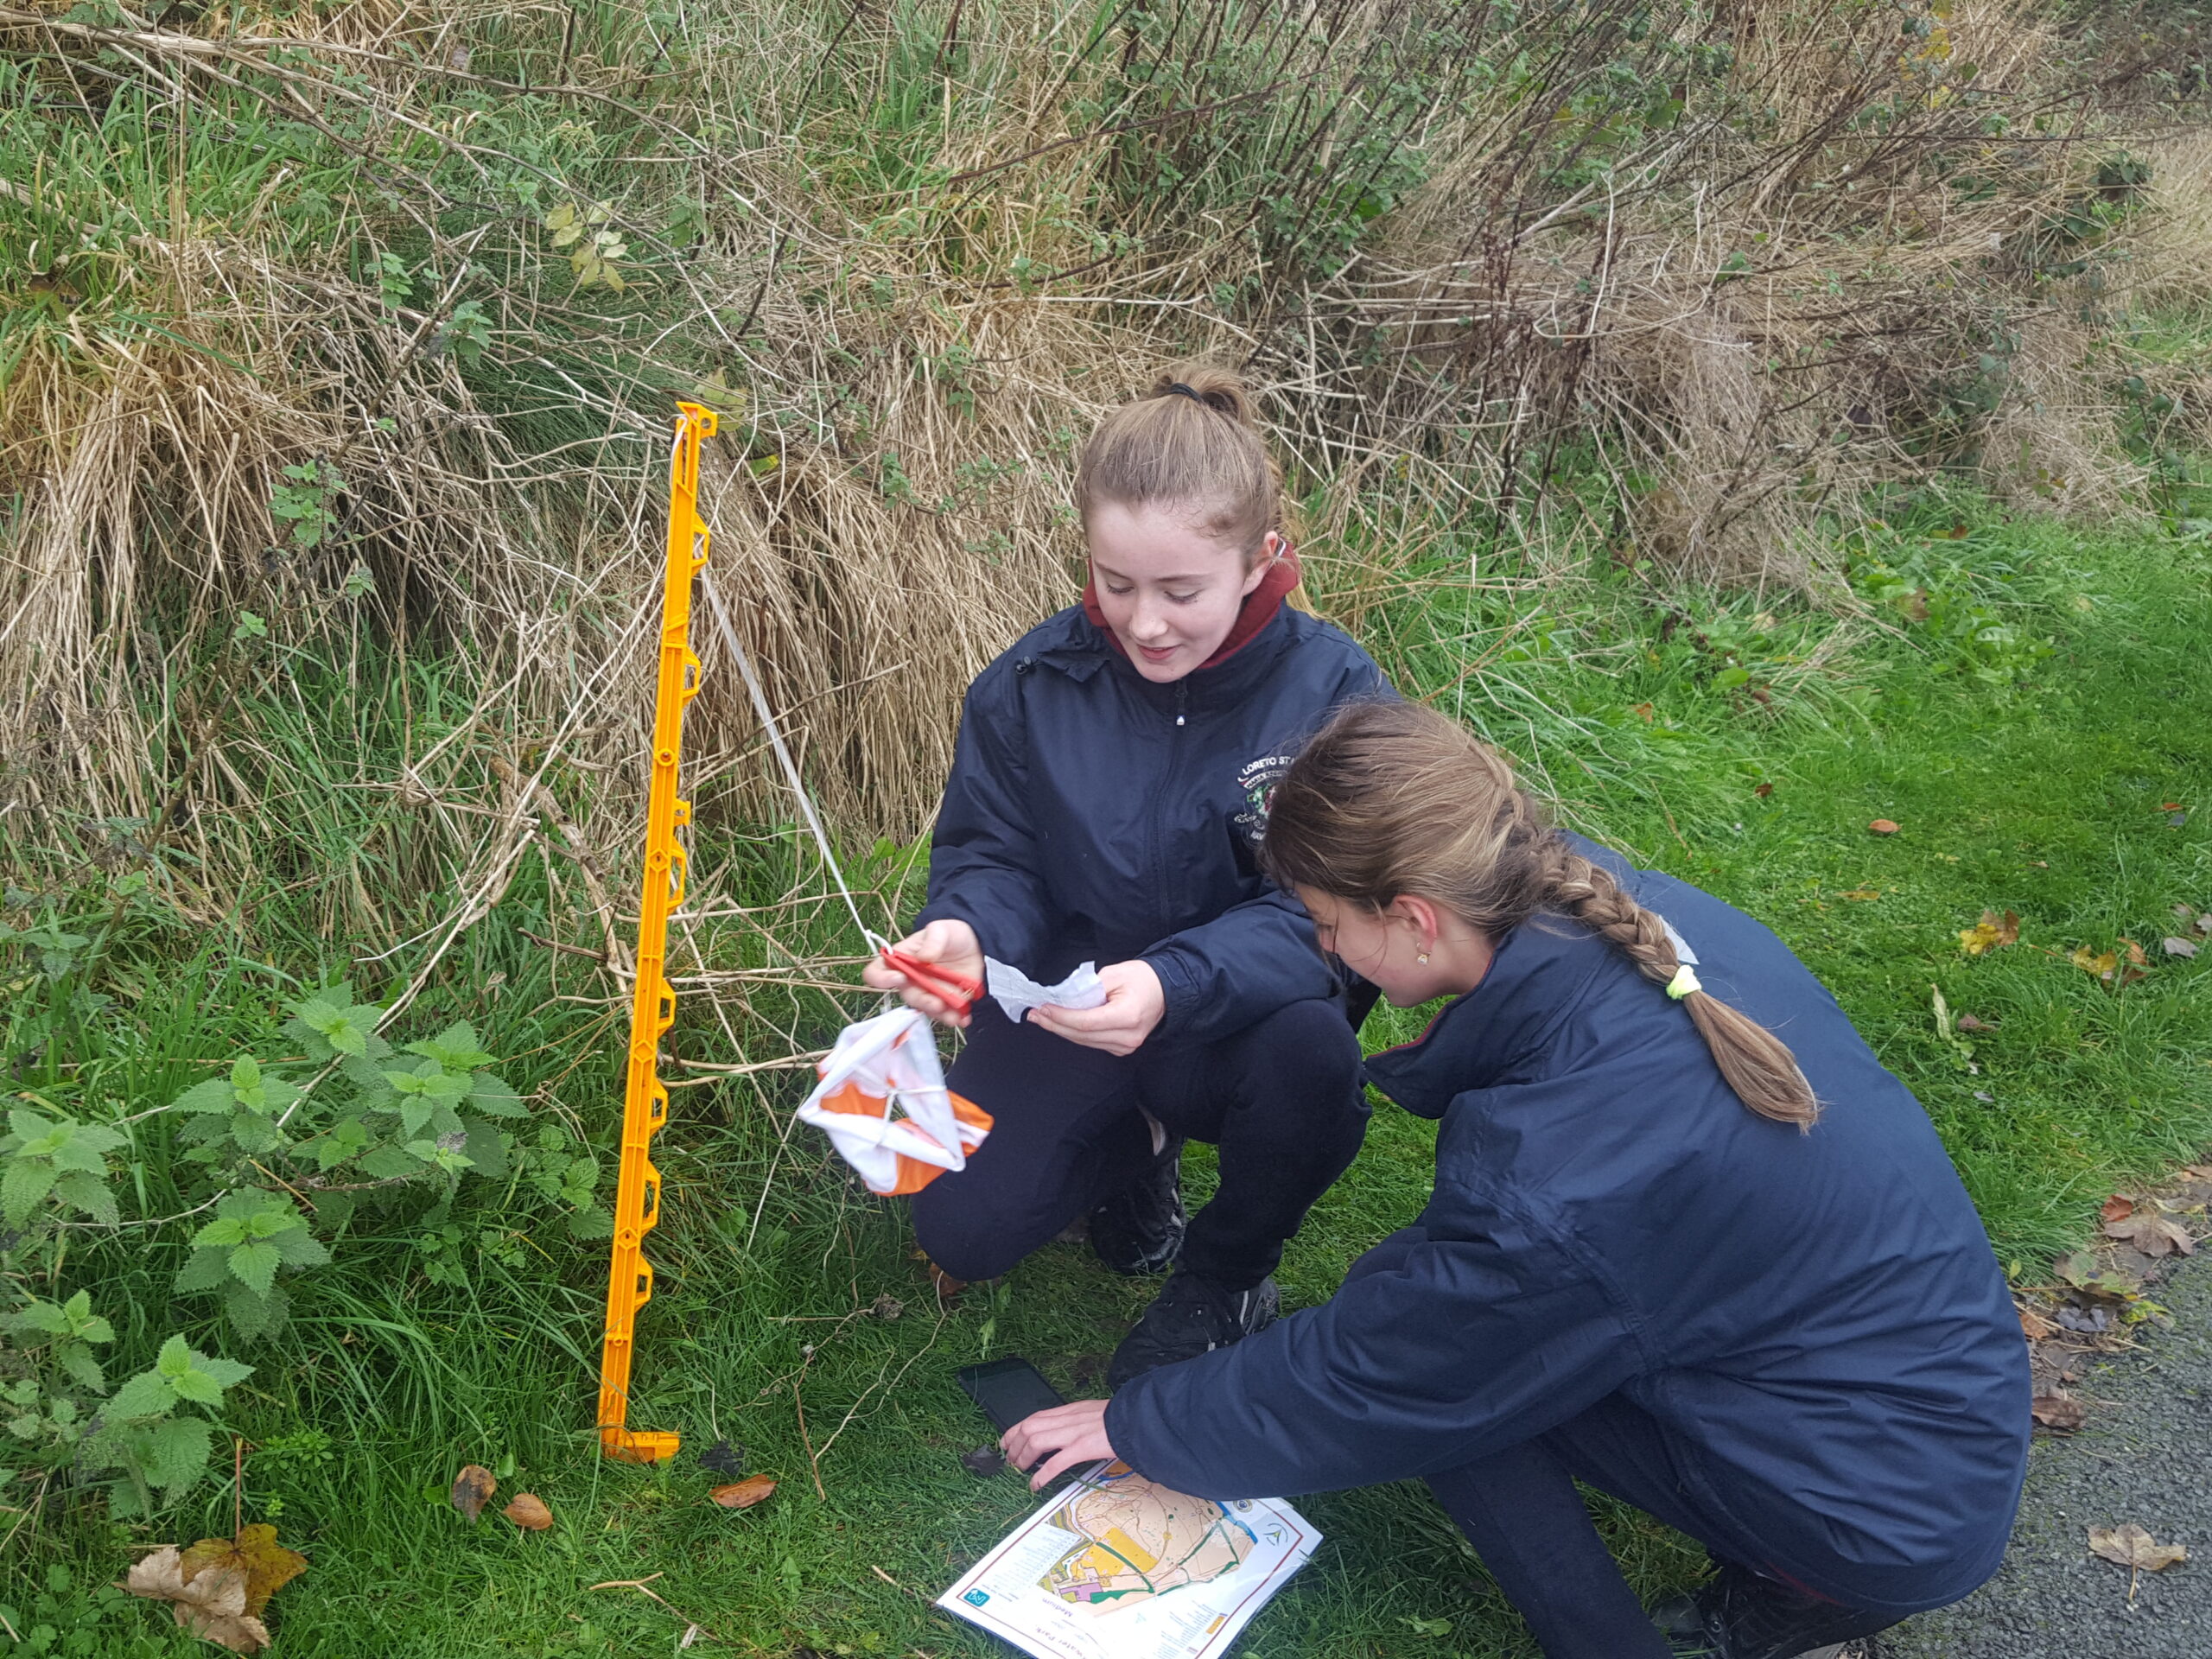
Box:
[1080,545,1303,672]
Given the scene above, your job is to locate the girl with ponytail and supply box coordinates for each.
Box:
[864,364,1391,1385]
[1007,701,2031,1659]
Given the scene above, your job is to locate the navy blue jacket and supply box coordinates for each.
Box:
[1109,843,2030,1607]
[915,597,1388,1046]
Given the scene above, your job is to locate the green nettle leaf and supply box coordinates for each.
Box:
[192,1216,251,1249]
[404,1022,496,1071]
[356,1146,416,1180]
[297,996,373,1057]
[270,1228,330,1270]
[141,1414,214,1498]
[51,1172,117,1225]
[105,1370,176,1421]
[11,1300,71,1337]
[57,1344,105,1394]
[227,1241,283,1296]
[231,1055,262,1094]
[399,1097,435,1140]
[171,1077,238,1115]
[224,1279,284,1344]
[468,1071,526,1116]
[174,1249,232,1294]
[2,1160,59,1227]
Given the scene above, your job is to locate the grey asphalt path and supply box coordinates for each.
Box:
[1878,1247,2212,1658]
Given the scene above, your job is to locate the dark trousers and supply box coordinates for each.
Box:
[1339,1236,1951,1658]
[910,996,1369,1288]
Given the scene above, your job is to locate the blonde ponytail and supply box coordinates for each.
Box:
[1263,701,1820,1129]
[1075,359,1285,564]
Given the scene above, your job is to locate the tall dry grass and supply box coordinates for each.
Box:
[1,0,2204,958]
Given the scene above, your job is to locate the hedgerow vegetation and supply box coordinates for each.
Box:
[3,0,2211,1652]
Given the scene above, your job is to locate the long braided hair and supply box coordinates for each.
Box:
[1264,700,1819,1128]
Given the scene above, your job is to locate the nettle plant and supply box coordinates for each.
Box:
[0,967,604,1519]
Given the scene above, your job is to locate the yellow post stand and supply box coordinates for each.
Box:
[596,401,716,1462]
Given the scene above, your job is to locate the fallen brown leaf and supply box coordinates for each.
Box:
[2031,1391,2086,1430]
[2018,1304,2056,1341]
[709,1474,777,1510]
[126,1547,270,1654]
[1753,782,1773,798]
[2103,1214,2196,1257]
[2072,944,2120,981]
[1841,887,1881,901]
[1956,909,2022,958]
[2119,937,2149,968]
[1868,819,1899,836]
[960,1445,1009,1478]
[504,1493,554,1530]
[450,1464,496,1523]
[2101,1194,2135,1225]
[1957,1013,1998,1032]
[178,1525,307,1619]
[2088,1522,2188,1573]
[1630,702,1654,723]
[2164,936,2200,958]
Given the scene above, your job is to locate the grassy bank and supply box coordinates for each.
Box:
[7,486,2210,1656]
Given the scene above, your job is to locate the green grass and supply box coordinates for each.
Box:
[7,496,2212,1657]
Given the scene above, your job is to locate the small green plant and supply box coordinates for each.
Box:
[270,459,346,550]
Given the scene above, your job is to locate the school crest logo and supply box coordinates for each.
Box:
[1231,753,1294,845]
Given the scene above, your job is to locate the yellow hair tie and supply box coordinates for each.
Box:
[1665,965,1702,1001]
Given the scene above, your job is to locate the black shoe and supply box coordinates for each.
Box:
[1089,1141,1185,1277]
[1656,1561,1888,1659]
[1106,1270,1278,1387]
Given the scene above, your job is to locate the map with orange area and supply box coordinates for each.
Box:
[1039,1465,1256,1614]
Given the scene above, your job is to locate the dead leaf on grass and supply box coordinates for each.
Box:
[1753,782,1773,798]
[504,1493,554,1530]
[1956,1012,1998,1032]
[1958,910,2021,957]
[960,1445,1008,1478]
[698,1438,745,1478]
[2101,1194,2135,1224]
[2072,944,2122,982]
[2031,1391,2086,1430]
[709,1474,778,1510]
[2088,1522,2188,1573]
[1840,887,1881,901]
[126,1548,270,1654]
[450,1464,497,1523]
[178,1526,306,1619]
[1868,819,1899,836]
[2164,937,2200,958]
[2119,937,2150,968]
[2018,1304,2056,1341]
[2103,1213,2196,1257]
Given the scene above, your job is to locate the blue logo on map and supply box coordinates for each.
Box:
[963,1590,990,1606]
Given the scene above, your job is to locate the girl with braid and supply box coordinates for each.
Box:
[1006,700,2030,1659]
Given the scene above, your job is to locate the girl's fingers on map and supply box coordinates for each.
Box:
[1003,1400,1115,1490]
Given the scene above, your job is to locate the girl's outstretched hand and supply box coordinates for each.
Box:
[861,918,984,1027]
[1028,960,1164,1055]
[1003,1399,1116,1491]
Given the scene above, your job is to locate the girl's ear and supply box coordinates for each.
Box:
[1237,531,1282,597]
[1386,893,1442,953]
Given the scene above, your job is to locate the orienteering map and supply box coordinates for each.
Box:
[939,1464,1317,1659]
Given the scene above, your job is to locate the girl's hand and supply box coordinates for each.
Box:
[1003,1399,1116,1491]
[1028,960,1165,1056]
[861,919,984,1027]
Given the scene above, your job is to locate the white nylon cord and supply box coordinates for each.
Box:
[699,568,888,955]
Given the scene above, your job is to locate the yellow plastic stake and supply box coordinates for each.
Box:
[597,401,717,1462]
